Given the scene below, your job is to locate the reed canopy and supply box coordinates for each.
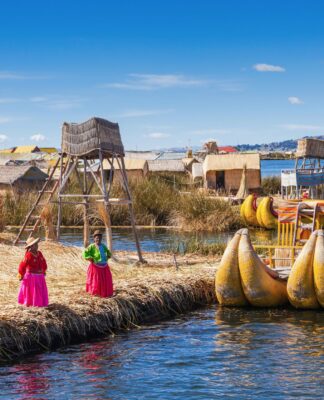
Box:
[62,117,125,158]
[296,138,324,159]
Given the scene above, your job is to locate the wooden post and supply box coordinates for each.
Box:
[83,158,90,247]
[118,156,144,263]
[56,154,64,241]
[99,150,113,253]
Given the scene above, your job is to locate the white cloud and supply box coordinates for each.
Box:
[0,134,8,142]
[146,132,171,139]
[118,109,173,118]
[30,96,47,103]
[280,124,324,131]
[0,98,20,104]
[288,96,303,105]
[0,117,11,123]
[30,134,46,142]
[103,73,208,90]
[253,63,285,72]
[0,71,48,80]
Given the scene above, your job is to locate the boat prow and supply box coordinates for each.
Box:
[238,229,288,307]
[215,230,248,306]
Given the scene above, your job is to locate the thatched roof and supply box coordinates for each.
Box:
[0,148,15,154]
[103,158,148,171]
[39,147,58,154]
[62,117,124,158]
[0,166,48,185]
[296,138,324,158]
[148,159,186,173]
[13,146,40,154]
[203,153,260,173]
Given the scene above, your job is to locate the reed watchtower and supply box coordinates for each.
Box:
[14,117,144,262]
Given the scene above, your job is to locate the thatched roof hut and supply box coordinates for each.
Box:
[0,166,48,191]
[148,159,186,174]
[62,117,124,158]
[103,158,148,180]
[13,146,40,154]
[203,153,261,191]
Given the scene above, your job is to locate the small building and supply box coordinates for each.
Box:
[147,159,187,175]
[103,158,148,181]
[203,153,261,191]
[13,146,41,154]
[0,166,48,192]
[181,157,199,174]
[218,146,238,154]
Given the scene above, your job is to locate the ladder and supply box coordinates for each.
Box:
[13,156,65,245]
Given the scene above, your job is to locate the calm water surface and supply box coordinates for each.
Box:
[261,159,295,177]
[59,227,277,252]
[0,306,323,399]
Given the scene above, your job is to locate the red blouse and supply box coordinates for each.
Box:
[18,251,47,277]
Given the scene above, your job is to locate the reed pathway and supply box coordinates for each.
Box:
[0,241,217,362]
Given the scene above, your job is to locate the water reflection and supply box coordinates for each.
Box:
[0,307,323,399]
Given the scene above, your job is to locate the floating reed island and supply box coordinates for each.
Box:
[0,241,216,362]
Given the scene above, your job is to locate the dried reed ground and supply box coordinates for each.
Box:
[0,241,218,362]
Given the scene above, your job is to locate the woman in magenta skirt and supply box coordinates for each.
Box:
[18,237,49,307]
[83,230,113,297]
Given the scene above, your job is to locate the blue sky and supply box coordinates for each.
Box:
[1,0,324,150]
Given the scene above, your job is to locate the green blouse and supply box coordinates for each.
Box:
[83,243,112,265]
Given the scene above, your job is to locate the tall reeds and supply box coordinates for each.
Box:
[0,175,243,233]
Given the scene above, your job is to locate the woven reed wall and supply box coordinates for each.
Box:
[62,117,125,157]
[296,138,324,158]
[206,169,260,191]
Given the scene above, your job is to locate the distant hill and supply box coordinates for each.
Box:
[236,135,324,152]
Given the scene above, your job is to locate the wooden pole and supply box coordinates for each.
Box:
[83,158,90,247]
[56,154,64,241]
[118,156,144,263]
[98,150,113,253]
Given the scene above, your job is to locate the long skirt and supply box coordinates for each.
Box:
[18,273,49,307]
[86,263,113,298]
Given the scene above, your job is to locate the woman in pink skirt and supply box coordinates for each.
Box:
[18,237,49,307]
[83,230,113,297]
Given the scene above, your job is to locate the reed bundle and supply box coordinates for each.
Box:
[0,242,216,362]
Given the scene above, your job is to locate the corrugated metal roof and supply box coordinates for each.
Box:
[203,153,260,173]
[148,159,186,172]
[156,152,186,160]
[103,158,148,170]
[0,166,48,184]
[125,151,160,160]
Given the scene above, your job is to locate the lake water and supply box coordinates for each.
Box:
[1,306,323,399]
[59,227,277,252]
[261,159,295,177]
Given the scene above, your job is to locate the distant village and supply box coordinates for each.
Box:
[0,141,274,194]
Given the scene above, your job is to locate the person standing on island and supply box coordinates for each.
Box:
[18,237,49,307]
[83,230,113,297]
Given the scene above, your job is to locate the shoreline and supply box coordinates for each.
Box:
[0,242,217,363]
